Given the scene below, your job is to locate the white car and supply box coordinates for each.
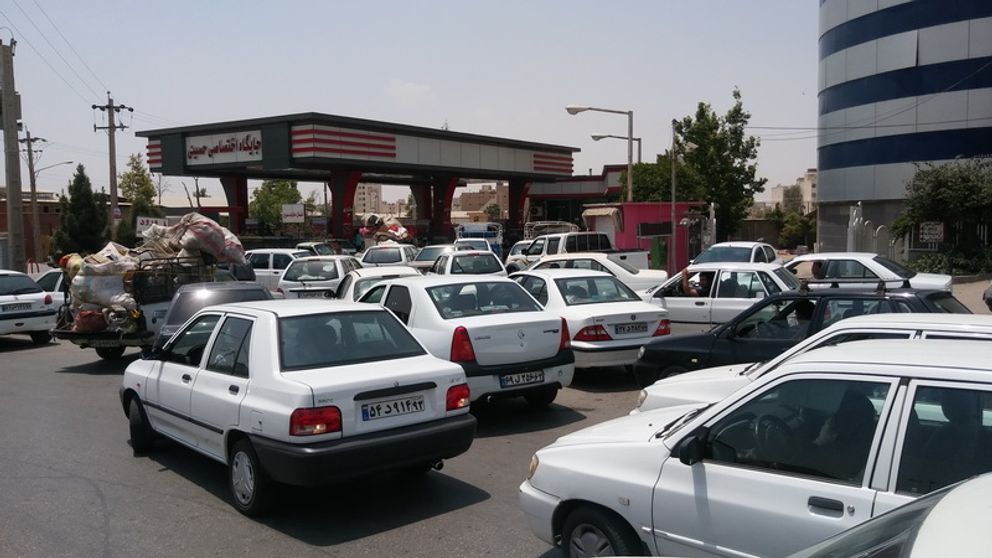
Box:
[693,241,780,264]
[34,268,68,307]
[0,270,56,344]
[360,244,419,267]
[360,276,575,406]
[410,244,455,273]
[642,262,801,326]
[520,339,992,557]
[335,266,421,302]
[245,249,311,290]
[634,313,992,414]
[530,252,668,292]
[453,238,492,252]
[275,255,362,299]
[511,269,669,369]
[786,252,952,292]
[121,300,476,516]
[428,250,507,277]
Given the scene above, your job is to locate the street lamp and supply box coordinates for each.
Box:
[566,105,634,202]
[591,134,641,163]
[30,160,73,262]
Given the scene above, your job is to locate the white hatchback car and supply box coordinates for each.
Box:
[120,300,476,516]
[275,255,362,299]
[511,269,669,369]
[0,269,56,344]
[360,244,419,267]
[335,266,421,302]
[520,339,992,558]
[245,249,311,291]
[360,276,574,406]
[428,251,507,277]
[786,252,953,292]
[530,253,669,292]
[692,241,780,264]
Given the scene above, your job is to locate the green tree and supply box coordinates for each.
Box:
[115,154,163,247]
[629,154,704,203]
[50,164,108,259]
[484,202,502,221]
[404,193,415,218]
[248,179,301,234]
[782,185,804,214]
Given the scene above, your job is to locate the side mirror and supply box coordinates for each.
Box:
[678,433,706,466]
[790,268,797,275]
[143,346,166,361]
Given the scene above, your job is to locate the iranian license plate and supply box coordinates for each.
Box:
[361,395,425,421]
[614,322,647,335]
[297,291,325,299]
[499,370,545,388]
[2,303,30,312]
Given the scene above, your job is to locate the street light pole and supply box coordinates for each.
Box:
[591,134,642,163]
[670,119,678,274]
[566,105,634,202]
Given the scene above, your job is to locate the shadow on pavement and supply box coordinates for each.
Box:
[567,367,640,394]
[146,441,490,546]
[472,398,586,438]
[0,336,49,353]
[56,353,139,375]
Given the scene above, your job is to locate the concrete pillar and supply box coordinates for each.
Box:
[412,184,432,221]
[508,178,529,233]
[329,171,362,238]
[219,176,249,235]
[430,176,458,241]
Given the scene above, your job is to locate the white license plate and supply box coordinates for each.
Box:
[2,303,31,312]
[499,370,545,388]
[614,322,648,335]
[361,395,425,421]
[297,291,325,299]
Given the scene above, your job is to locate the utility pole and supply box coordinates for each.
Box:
[92,92,133,239]
[19,130,44,262]
[1,38,25,272]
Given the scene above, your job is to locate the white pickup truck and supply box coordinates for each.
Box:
[504,231,650,272]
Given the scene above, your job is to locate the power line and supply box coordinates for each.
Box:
[30,0,109,93]
[0,8,92,104]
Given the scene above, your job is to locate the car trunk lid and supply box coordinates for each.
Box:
[455,313,562,366]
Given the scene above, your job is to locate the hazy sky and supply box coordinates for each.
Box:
[1,1,818,204]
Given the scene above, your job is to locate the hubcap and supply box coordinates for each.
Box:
[231,451,255,505]
[569,523,614,557]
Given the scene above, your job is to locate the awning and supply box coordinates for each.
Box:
[581,206,623,232]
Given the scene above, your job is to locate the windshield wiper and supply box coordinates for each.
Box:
[740,360,767,375]
[655,402,715,438]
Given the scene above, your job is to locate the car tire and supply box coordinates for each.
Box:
[96,346,126,360]
[30,331,52,345]
[229,439,275,517]
[128,397,155,455]
[524,385,558,408]
[562,506,643,558]
[660,365,689,379]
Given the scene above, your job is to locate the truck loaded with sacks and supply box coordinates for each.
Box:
[52,213,246,360]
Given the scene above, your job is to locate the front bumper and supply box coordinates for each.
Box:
[0,309,56,335]
[250,413,477,486]
[519,479,561,546]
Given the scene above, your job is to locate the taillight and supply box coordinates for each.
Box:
[574,325,612,342]
[559,318,570,350]
[653,319,671,337]
[289,406,341,436]
[43,294,53,305]
[446,383,471,411]
[450,326,476,362]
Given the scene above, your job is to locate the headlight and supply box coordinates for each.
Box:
[527,454,540,479]
[637,389,648,408]
[637,346,646,360]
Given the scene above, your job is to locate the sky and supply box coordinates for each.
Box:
[0,0,819,205]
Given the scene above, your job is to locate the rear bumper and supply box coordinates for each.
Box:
[572,344,642,368]
[250,413,477,486]
[0,310,56,334]
[52,329,154,348]
[458,351,575,400]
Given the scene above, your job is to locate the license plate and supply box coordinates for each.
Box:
[614,322,647,335]
[499,370,545,388]
[2,303,30,312]
[361,395,425,421]
[297,291,325,299]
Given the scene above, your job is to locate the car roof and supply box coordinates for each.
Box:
[213,299,378,317]
[388,275,515,288]
[420,244,454,249]
[686,262,784,272]
[762,287,941,301]
[290,255,354,262]
[175,281,267,293]
[512,269,612,279]
[833,313,992,328]
[785,339,992,372]
[539,252,611,261]
[349,266,420,278]
[246,248,307,254]
[0,269,28,276]
[911,474,992,552]
[295,241,327,246]
[790,252,879,260]
[451,251,498,257]
[708,241,767,248]
[365,244,416,250]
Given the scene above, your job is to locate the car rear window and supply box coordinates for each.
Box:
[284,260,338,282]
[165,288,270,326]
[278,310,425,370]
[365,248,402,264]
[926,292,972,314]
[774,267,802,290]
[693,246,751,263]
[874,256,917,279]
[451,254,502,274]
[554,277,640,305]
[427,281,541,319]
[0,274,43,295]
[416,246,449,262]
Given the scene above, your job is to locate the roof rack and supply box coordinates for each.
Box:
[801,278,913,292]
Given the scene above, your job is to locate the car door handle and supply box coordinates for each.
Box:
[694,301,706,306]
[228,385,240,395]
[181,374,192,383]
[808,496,844,513]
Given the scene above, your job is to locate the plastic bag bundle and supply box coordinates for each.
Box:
[174,213,245,264]
[72,310,107,333]
[103,306,138,334]
[70,258,138,311]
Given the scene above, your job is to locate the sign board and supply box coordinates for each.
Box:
[637,222,673,237]
[112,207,123,220]
[186,130,263,165]
[136,216,168,232]
[281,204,305,224]
[919,221,944,243]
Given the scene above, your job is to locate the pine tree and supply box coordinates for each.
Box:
[116,154,162,246]
[50,165,109,259]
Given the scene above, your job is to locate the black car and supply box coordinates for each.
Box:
[632,287,970,387]
[152,281,271,350]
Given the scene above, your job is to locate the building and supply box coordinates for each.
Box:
[457,184,499,212]
[353,183,382,215]
[378,198,408,217]
[817,1,992,251]
[767,169,817,214]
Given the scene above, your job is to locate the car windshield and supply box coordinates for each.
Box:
[365,248,401,264]
[309,244,334,255]
[926,292,971,314]
[694,246,752,263]
[165,288,270,326]
[279,310,425,370]
[427,281,542,319]
[354,276,411,300]
[874,256,917,279]
[456,240,489,251]
[611,258,640,274]
[510,242,530,256]
[0,274,43,295]
[554,276,640,305]
[450,254,502,274]
[283,260,338,282]
[775,267,803,290]
[416,247,449,262]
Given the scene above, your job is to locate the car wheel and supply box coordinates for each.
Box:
[128,398,155,455]
[524,385,558,408]
[660,365,688,379]
[96,346,126,360]
[30,331,52,345]
[562,506,643,557]
[229,439,275,517]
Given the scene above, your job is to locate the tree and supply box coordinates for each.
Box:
[404,193,415,218]
[484,202,501,221]
[116,154,163,247]
[782,185,804,214]
[248,179,301,234]
[629,154,704,203]
[50,164,108,259]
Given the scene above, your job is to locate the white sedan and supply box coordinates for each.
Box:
[785,252,952,291]
[360,276,574,407]
[428,250,507,277]
[121,300,475,516]
[530,252,668,291]
[275,255,362,299]
[1,269,56,344]
[511,269,669,369]
[642,262,801,326]
[335,266,421,302]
